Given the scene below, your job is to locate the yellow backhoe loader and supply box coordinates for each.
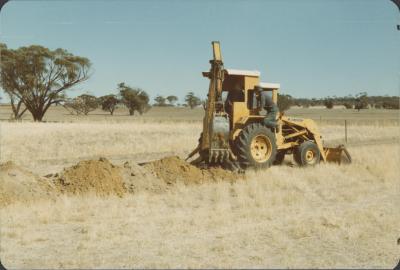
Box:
[186,41,351,170]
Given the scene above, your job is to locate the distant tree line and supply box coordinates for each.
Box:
[153,92,201,109]
[62,85,203,116]
[277,92,399,112]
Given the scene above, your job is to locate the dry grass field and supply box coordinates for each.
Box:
[0,106,399,268]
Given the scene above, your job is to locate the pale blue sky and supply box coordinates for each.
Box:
[1,0,399,102]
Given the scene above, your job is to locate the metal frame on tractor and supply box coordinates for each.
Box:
[187,41,351,169]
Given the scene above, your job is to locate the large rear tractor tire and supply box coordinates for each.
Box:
[293,141,320,166]
[235,123,277,169]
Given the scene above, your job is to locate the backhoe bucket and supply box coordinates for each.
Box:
[323,145,352,164]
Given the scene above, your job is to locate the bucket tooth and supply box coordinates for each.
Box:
[214,151,219,163]
[220,151,226,163]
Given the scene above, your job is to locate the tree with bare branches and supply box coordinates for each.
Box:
[5,92,28,120]
[0,43,91,121]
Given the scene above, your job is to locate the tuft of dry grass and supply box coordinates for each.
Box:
[1,144,399,269]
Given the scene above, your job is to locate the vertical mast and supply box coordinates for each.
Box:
[201,41,224,151]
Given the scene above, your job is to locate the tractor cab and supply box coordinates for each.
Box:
[203,68,280,136]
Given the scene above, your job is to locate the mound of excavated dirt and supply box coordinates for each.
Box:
[54,158,125,197]
[207,166,242,182]
[1,156,243,207]
[0,161,56,206]
[142,156,242,185]
[122,161,168,194]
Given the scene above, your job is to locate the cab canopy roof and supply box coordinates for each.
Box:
[224,69,260,77]
[259,82,280,89]
[202,68,260,78]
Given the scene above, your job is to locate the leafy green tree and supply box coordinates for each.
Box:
[154,95,167,106]
[78,94,98,115]
[355,92,369,111]
[63,94,98,115]
[0,43,91,121]
[166,95,178,106]
[343,102,353,109]
[99,94,119,115]
[310,98,317,106]
[185,92,201,109]
[138,103,151,114]
[118,83,149,115]
[324,99,334,109]
[277,94,293,112]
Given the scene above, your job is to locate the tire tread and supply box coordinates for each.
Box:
[235,123,277,169]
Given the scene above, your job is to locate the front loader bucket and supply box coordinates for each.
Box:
[323,145,352,164]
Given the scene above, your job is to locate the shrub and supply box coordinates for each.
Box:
[343,102,353,109]
[99,95,119,115]
[324,99,334,109]
[118,83,150,115]
[185,92,201,109]
[277,94,293,112]
[64,94,98,115]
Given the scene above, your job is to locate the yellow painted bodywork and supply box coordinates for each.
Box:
[228,112,347,163]
[193,41,349,165]
[279,116,327,161]
[212,42,222,61]
[220,73,342,163]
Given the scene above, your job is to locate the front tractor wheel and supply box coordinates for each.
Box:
[293,141,320,166]
[235,123,277,169]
